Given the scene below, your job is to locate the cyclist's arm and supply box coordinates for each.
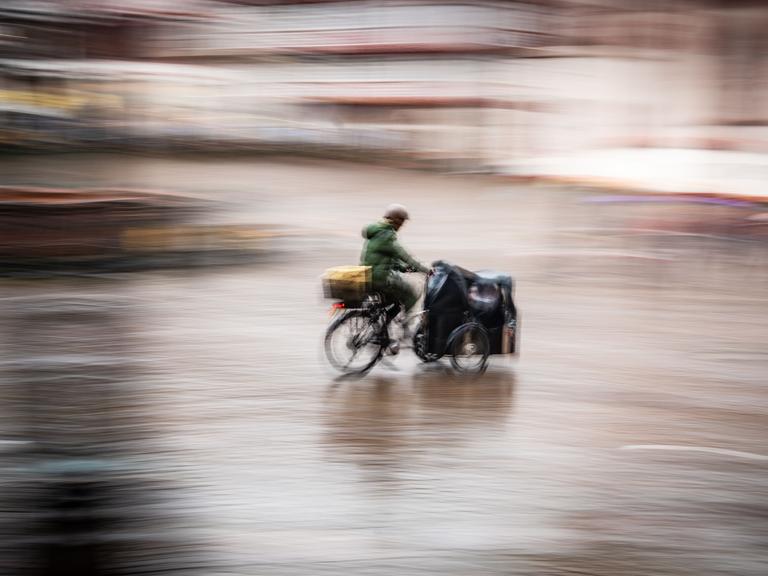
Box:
[392,240,429,273]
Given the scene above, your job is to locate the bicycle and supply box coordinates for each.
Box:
[323,261,515,376]
[324,296,492,376]
[324,293,418,375]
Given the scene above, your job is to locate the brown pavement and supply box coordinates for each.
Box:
[0,154,766,575]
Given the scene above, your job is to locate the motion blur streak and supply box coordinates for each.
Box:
[0,1,767,575]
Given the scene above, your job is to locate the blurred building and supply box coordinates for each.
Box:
[547,0,768,155]
[0,0,767,167]
[138,0,559,168]
[0,0,211,147]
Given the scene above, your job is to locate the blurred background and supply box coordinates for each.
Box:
[0,1,767,575]
[2,0,768,175]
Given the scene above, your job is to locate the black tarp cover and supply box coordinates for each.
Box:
[423,261,516,356]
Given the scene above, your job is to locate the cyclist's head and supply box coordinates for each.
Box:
[384,203,409,230]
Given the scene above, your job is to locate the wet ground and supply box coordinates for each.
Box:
[0,154,766,575]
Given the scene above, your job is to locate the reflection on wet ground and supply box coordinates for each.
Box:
[0,156,766,575]
[323,368,515,475]
[0,291,210,575]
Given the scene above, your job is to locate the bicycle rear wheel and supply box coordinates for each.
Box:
[324,310,385,374]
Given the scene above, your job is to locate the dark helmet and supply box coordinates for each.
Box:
[384,203,410,222]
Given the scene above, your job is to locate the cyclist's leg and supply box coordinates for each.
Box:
[365,281,393,346]
[385,275,418,314]
[378,276,414,344]
[393,278,422,346]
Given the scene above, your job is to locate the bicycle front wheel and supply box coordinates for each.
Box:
[324,310,385,374]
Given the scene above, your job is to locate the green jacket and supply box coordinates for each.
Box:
[360,220,428,286]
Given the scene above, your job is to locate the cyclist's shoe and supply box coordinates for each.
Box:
[386,341,400,356]
[392,311,418,344]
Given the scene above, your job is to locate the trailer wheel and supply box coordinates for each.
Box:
[448,323,489,374]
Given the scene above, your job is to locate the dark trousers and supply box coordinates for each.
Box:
[377,274,419,319]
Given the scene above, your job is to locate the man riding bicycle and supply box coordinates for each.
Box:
[360,204,429,327]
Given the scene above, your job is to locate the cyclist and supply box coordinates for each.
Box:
[360,204,429,346]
